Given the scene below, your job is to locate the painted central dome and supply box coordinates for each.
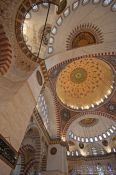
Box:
[56,57,114,110]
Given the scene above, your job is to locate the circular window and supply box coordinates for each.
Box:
[36,71,43,86]
[102,140,108,146]
[79,142,84,149]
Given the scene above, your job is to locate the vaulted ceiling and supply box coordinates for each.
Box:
[0,0,116,153]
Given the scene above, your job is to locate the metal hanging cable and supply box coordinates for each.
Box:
[37,1,51,59]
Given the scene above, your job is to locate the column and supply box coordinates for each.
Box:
[46,142,68,175]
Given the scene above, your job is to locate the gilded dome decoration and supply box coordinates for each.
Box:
[56,57,114,110]
[70,68,87,83]
[72,32,96,48]
[66,24,103,50]
[79,118,98,127]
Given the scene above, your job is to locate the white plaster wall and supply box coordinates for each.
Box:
[47,144,68,174]
[45,43,116,70]
[0,159,11,175]
[0,82,36,151]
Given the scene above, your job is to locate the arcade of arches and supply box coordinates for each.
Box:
[0,0,116,175]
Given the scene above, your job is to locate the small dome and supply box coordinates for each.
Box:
[56,57,114,110]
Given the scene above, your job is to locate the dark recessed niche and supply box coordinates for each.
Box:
[50,147,57,155]
[36,70,43,86]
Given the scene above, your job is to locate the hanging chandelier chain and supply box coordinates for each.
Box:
[37,2,51,59]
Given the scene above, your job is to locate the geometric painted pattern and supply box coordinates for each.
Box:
[66,23,103,50]
[0,24,12,75]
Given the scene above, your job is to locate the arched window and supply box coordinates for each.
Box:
[107,163,114,175]
[97,163,105,175]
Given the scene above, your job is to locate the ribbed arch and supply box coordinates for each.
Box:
[0,24,12,75]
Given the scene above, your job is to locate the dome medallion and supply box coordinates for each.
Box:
[79,118,98,127]
[56,57,115,110]
[70,68,87,83]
